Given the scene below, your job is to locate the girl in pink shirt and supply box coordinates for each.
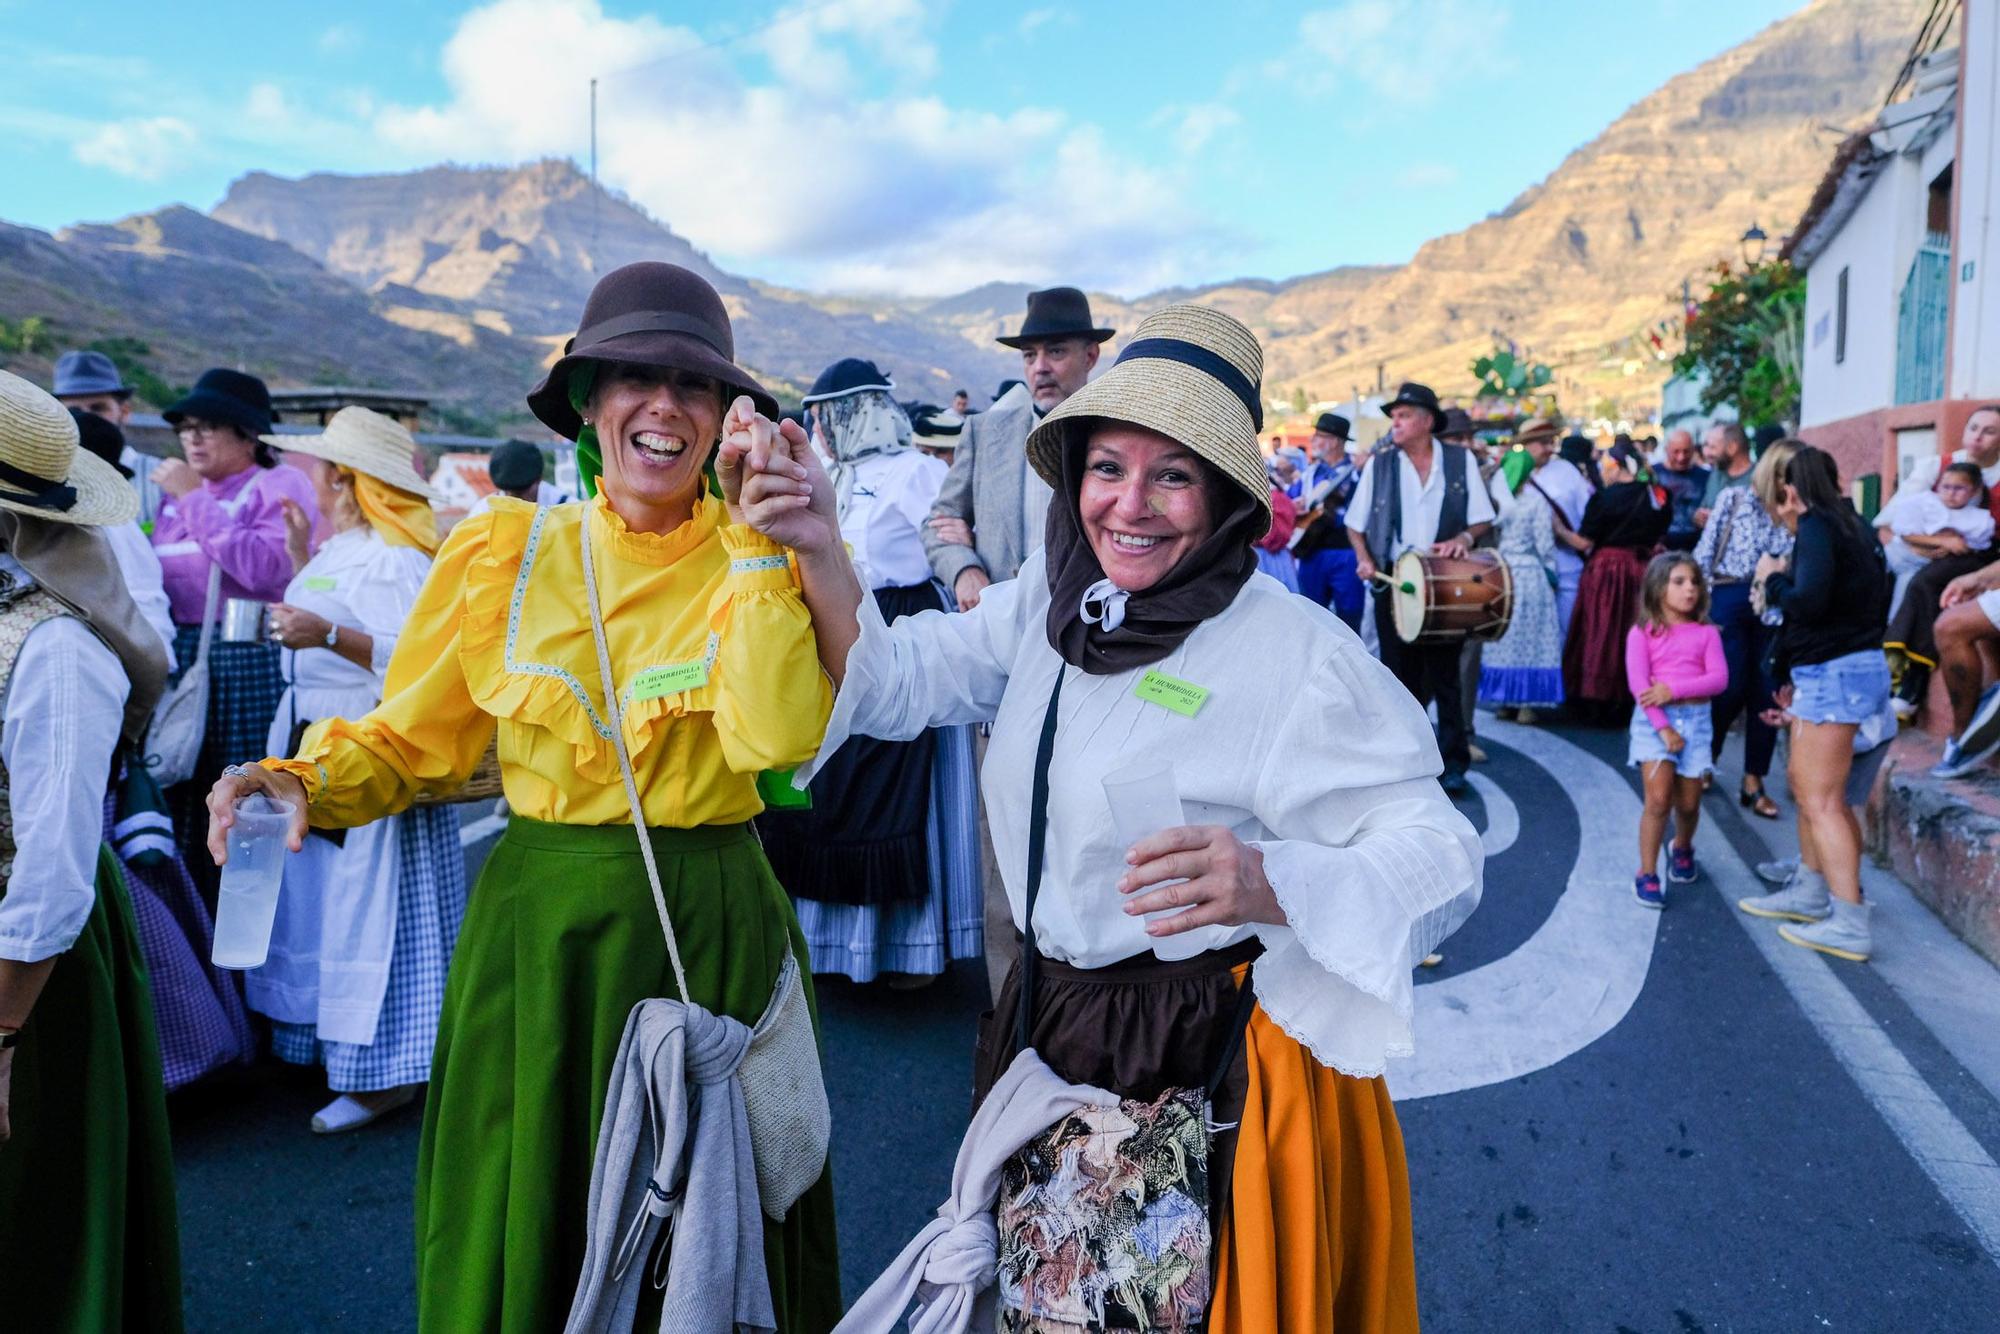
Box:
[1626,554,1728,907]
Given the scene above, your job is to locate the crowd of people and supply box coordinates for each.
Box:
[1,259,1997,1331]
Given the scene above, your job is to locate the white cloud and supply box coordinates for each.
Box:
[1393,161,1459,188]
[758,0,936,95]
[1019,9,1066,37]
[1296,0,1512,103]
[317,23,362,55]
[1167,103,1242,154]
[72,115,199,181]
[372,0,1228,295]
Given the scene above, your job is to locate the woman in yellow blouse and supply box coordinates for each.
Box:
[204,263,839,1333]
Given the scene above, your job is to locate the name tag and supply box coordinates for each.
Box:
[303,576,337,592]
[1134,670,1209,718]
[631,661,709,701]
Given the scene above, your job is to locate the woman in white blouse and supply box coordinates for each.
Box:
[247,407,468,1135]
[735,307,1481,1330]
[758,359,981,985]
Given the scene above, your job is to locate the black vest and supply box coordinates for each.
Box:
[1362,442,1472,565]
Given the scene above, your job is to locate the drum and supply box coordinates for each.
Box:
[1391,550,1514,644]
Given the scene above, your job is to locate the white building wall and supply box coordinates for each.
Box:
[1950,4,1998,400]
[1801,156,1927,427]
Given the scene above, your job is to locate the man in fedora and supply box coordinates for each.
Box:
[51,349,162,523]
[1293,411,1364,627]
[924,286,1114,610]
[1345,381,1495,794]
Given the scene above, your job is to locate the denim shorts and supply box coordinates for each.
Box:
[1789,649,1892,726]
[1628,701,1715,779]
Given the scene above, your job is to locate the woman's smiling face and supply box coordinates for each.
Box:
[1077,423,1217,591]
[589,362,723,525]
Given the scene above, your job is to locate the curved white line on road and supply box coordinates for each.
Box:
[1389,719,1658,1101]
[1466,770,1518,859]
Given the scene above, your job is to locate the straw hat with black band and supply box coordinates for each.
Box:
[0,369,139,528]
[266,406,439,555]
[1025,304,1274,675]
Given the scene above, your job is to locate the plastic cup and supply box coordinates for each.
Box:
[1101,760,1186,852]
[211,794,296,970]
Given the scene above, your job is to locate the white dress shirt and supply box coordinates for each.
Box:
[804,551,1483,1076]
[106,519,177,669]
[843,450,948,590]
[1344,445,1498,557]
[0,557,128,963]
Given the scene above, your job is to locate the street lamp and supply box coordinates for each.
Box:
[1739,221,1768,268]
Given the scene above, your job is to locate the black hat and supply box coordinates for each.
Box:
[1382,382,1447,433]
[1313,412,1351,440]
[164,368,276,439]
[1439,407,1475,439]
[995,286,1115,349]
[528,262,776,440]
[487,440,545,492]
[1752,423,1785,453]
[802,357,893,404]
[67,407,133,478]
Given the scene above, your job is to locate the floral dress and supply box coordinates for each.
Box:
[1479,482,1565,709]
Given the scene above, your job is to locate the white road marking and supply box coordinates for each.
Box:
[1710,856,2000,1264]
[1389,720,1659,1100]
[1466,770,1518,858]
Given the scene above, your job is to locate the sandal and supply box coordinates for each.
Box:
[1740,785,1780,820]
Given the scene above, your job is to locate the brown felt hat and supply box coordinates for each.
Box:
[527,262,776,439]
[1026,304,1270,517]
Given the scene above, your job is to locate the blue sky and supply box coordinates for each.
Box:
[0,0,1805,297]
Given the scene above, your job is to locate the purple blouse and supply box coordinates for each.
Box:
[152,463,321,625]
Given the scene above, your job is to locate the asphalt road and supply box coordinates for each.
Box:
[170,714,2000,1329]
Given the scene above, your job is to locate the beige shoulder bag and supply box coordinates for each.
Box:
[579,511,830,1221]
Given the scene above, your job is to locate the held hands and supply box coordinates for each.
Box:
[1758,683,1796,730]
[266,603,332,650]
[1638,681,1674,709]
[205,763,310,866]
[716,397,838,555]
[1116,825,1284,938]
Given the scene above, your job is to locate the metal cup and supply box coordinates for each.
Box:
[220,598,269,643]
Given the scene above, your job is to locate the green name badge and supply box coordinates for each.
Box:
[631,661,709,701]
[303,576,337,592]
[1134,669,1209,718]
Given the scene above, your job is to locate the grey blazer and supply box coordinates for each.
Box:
[923,388,1048,588]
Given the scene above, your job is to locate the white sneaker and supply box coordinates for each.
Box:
[1738,874,1831,923]
[1754,856,1799,885]
[1778,899,1871,962]
[311,1085,419,1135]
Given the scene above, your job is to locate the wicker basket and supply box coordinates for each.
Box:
[411,739,504,805]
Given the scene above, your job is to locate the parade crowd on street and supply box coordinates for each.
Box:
[4,264,2000,1332]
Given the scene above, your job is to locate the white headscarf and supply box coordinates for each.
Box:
[814,388,913,518]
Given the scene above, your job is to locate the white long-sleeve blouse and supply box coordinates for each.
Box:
[804,551,1484,1077]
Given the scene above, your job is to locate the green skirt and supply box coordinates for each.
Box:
[414,816,842,1333]
[0,845,182,1332]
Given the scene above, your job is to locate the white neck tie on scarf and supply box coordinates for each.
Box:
[1080,578,1130,633]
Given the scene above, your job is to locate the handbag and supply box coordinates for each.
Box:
[143,564,221,786]
[579,511,831,1221]
[995,670,1256,1332]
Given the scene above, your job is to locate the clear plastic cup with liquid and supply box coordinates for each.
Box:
[211,794,295,970]
[1102,760,1188,924]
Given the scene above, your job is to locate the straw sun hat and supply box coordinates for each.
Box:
[264,405,435,500]
[0,369,138,527]
[1025,303,1271,515]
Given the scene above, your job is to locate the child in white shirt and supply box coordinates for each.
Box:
[1878,461,1994,615]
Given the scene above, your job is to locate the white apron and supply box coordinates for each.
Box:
[245,530,428,1046]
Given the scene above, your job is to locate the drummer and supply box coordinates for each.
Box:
[1345,382,1494,795]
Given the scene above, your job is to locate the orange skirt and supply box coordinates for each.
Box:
[1212,1004,1421,1332]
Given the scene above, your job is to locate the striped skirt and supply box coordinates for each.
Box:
[271,803,468,1092]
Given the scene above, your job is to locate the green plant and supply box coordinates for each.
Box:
[0,315,53,355]
[1673,260,1805,427]
[1472,347,1553,403]
[85,337,185,408]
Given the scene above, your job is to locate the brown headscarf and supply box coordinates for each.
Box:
[0,511,170,744]
[1042,422,1266,675]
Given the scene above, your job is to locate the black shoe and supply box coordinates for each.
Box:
[1441,768,1471,796]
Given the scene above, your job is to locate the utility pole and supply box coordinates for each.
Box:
[589,77,599,269]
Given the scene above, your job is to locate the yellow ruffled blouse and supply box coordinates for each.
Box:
[267,493,832,828]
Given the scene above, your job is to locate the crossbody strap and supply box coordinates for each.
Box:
[580,511,693,1004]
[1012,665,1255,1097]
[193,563,222,669]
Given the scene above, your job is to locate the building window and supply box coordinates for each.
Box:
[1928,165,1953,238]
[1836,267,1848,365]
